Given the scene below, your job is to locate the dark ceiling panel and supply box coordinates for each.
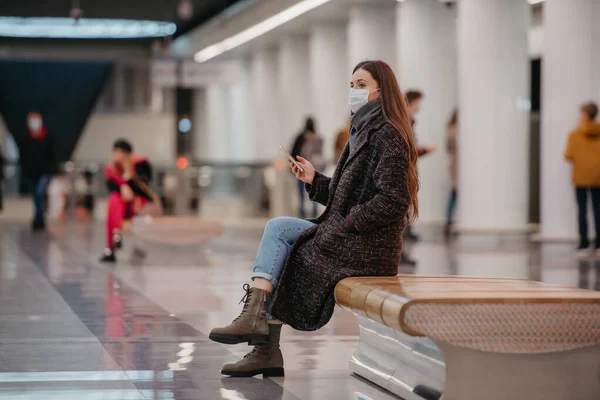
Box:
[0,0,247,27]
[174,0,247,39]
[0,0,247,45]
[0,0,180,22]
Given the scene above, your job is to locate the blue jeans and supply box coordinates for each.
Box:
[447,190,457,224]
[297,180,317,219]
[576,187,600,247]
[32,175,51,225]
[252,217,315,319]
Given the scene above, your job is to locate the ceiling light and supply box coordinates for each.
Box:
[194,0,331,63]
[528,0,545,4]
[0,17,177,39]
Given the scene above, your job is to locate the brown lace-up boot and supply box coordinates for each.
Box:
[209,284,269,346]
[221,324,284,377]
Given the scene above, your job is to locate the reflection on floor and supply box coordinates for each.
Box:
[0,221,598,399]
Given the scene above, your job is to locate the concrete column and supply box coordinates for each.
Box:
[228,57,255,162]
[347,4,396,71]
[278,35,311,148]
[309,24,349,164]
[204,84,231,162]
[397,0,457,223]
[457,0,530,231]
[540,0,600,240]
[250,47,281,162]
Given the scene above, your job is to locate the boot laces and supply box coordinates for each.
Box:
[233,284,252,322]
[243,347,260,359]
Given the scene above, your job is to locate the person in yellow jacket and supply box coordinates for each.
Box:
[564,102,600,253]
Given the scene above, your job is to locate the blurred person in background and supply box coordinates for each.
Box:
[101,139,155,263]
[564,102,600,255]
[290,117,321,219]
[209,60,418,379]
[21,111,56,231]
[323,121,351,181]
[404,91,437,244]
[82,169,95,215]
[0,144,4,212]
[445,110,458,238]
[400,91,436,266]
[301,129,326,218]
[406,91,437,158]
[334,121,351,163]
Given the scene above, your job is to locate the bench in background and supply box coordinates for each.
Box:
[335,275,600,400]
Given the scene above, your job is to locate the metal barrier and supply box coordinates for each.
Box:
[1,160,271,218]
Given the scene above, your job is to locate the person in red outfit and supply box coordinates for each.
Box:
[101,139,154,263]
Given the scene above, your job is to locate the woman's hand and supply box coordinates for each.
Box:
[290,156,316,185]
[425,144,437,153]
[120,184,134,201]
[120,157,134,179]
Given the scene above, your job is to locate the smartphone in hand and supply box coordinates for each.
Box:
[279,146,305,173]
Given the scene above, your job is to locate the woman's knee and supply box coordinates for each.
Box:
[265,217,292,235]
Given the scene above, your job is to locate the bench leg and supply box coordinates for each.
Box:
[349,315,445,400]
[436,342,600,400]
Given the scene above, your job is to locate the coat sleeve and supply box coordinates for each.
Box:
[305,171,331,206]
[564,133,574,161]
[127,178,154,201]
[134,160,153,184]
[347,147,410,235]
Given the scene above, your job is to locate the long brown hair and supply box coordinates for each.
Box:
[353,60,419,221]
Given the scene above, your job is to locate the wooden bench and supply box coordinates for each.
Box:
[335,275,600,400]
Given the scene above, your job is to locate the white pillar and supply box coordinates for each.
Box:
[397,0,457,224]
[228,57,255,162]
[205,84,231,162]
[347,5,396,71]
[540,0,599,240]
[193,84,230,162]
[278,36,311,148]
[309,24,349,164]
[457,0,530,231]
[250,47,281,162]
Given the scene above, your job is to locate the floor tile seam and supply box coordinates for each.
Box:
[46,231,296,394]
[13,233,131,378]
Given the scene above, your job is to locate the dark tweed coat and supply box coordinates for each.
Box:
[270,113,410,331]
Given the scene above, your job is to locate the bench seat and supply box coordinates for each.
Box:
[335,275,600,400]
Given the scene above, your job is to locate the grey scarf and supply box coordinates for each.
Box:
[349,100,382,151]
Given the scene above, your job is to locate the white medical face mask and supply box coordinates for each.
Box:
[348,88,379,113]
[28,118,42,131]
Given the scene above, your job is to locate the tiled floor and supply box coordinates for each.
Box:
[0,219,598,400]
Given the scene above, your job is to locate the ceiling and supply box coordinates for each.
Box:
[0,0,180,22]
[0,0,246,40]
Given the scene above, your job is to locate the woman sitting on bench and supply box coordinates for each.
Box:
[209,60,419,378]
